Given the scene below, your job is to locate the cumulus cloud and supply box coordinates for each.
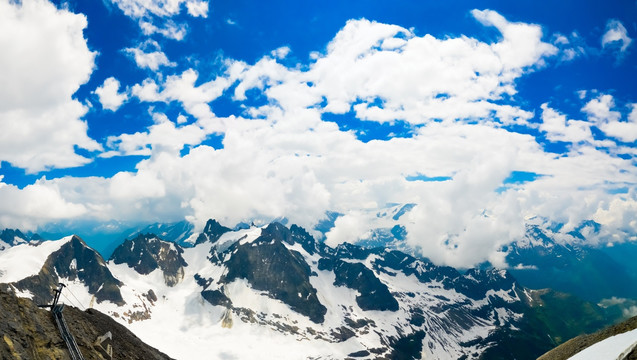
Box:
[139,19,187,40]
[0,0,100,173]
[4,10,636,269]
[124,40,176,71]
[94,77,128,111]
[185,0,208,17]
[540,104,593,143]
[602,19,632,52]
[583,94,637,142]
[132,68,238,123]
[103,112,208,156]
[233,11,556,125]
[110,0,209,39]
[111,0,208,18]
[552,32,586,62]
[0,178,87,230]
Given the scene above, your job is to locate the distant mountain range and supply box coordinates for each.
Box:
[505,224,637,309]
[1,219,634,359]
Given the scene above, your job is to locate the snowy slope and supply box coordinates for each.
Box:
[567,328,637,360]
[0,236,71,283]
[0,221,544,359]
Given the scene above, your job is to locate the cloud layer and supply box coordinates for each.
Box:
[1,5,635,268]
[0,0,99,173]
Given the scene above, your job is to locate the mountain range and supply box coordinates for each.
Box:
[0,220,635,359]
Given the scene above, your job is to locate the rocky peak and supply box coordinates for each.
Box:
[12,235,124,306]
[290,224,322,255]
[195,219,231,245]
[454,268,517,300]
[219,228,327,324]
[259,222,293,244]
[110,234,187,287]
[0,228,34,250]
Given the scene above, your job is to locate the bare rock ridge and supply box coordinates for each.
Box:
[110,234,187,287]
[0,287,173,360]
[12,235,124,306]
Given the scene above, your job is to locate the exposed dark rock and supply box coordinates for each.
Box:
[330,326,356,342]
[344,317,374,329]
[260,222,293,245]
[195,219,231,245]
[318,258,399,311]
[145,289,157,303]
[201,289,232,308]
[290,224,322,255]
[13,236,124,306]
[348,349,371,357]
[388,330,426,360]
[453,268,516,300]
[221,237,326,323]
[0,228,40,250]
[110,234,187,287]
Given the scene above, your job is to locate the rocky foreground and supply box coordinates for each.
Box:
[0,287,173,360]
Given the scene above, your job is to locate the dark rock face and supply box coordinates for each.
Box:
[13,236,124,306]
[195,219,231,245]
[0,287,173,360]
[221,235,327,323]
[290,224,322,255]
[201,289,232,308]
[454,269,517,301]
[260,222,294,245]
[110,234,187,287]
[372,249,459,286]
[318,258,399,311]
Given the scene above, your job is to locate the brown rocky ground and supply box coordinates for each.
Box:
[0,287,173,360]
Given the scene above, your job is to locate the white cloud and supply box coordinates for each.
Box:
[111,0,208,18]
[139,19,187,40]
[0,178,87,230]
[4,11,636,269]
[94,77,128,111]
[540,104,593,143]
[583,94,637,142]
[185,0,208,17]
[233,11,556,125]
[271,46,291,59]
[0,0,100,173]
[602,19,632,52]
[110,0,209,39]
[124,40,176,71]
[552,32,586,62]
[471,9,557,71]
[132,68,236,122]
[104,112,208,156]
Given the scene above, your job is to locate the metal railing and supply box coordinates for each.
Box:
[52,304,86,360]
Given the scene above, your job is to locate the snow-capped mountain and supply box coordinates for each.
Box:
[0,221,616,359]
[506,224,637,302]
[124,220,195,247]
[0,228,41,251]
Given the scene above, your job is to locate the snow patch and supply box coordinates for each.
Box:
[0,237,71,283]
[567,328,637,360]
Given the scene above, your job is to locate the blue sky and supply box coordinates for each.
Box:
[0,0,635,266]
